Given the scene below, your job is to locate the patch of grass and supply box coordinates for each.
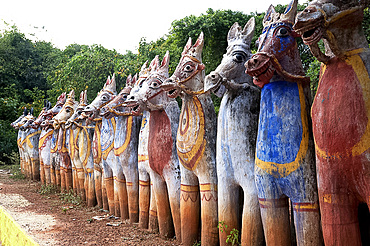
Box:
[1,163,25,180]
[38,184,58,195]
[59,189,82,206]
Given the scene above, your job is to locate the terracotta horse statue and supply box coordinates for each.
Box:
[162,33,218,245]
[19,108,41,180]
[32,100,52,185]
[72,93,97,207]
[125,52,182,240]
[294,0,370,245]
[65,90,88,201]
[84,75,117,209]
[53,90,79,191]
[121,61,160,232]
[245,0,321,245]
[12,108,28,175]
[204,18,264,245]
[46,92,67,187]
[100,74,141,222]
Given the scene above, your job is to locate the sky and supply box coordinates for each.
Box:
[0,0,304,54]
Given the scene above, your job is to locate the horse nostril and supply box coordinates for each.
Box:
[211,74,216,79]
[129,96,135,100]
[165,78,173,83]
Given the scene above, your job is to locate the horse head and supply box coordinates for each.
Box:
[162,32,206,98]
[19,110,35,131]
[11,107,28,129]
[123,60,156,115]
[65,90,88,129]
[294,0,369,62]
[245,0,308,88]
[126,51,172,114]
[31,100,52,129]
[101,74,137,119]
[53,90,79,130]
[83,74,117,122]
[205,18,255,93]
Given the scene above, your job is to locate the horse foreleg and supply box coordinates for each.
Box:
[180,183,200,246]
[259,197,291,246]
[153,174,175,239]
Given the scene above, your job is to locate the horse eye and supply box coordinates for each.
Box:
[184,64,194,72]
[152,82,158,87]
[233,53,245,63]
[123,95,127,99]
[66,109,71,113]
[78,111,81,115]
[277,27,289,37]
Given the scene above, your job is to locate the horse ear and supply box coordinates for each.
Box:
[126,74,132,86]
[242,17,255,45]
[30,107,34,116]
[281,0,298,24]
[149,55,159,72]
[193,32,204,50]
[68,89,75,100]
[263,5,276,25]
[160,51,170,70]
[133,74,138,84]
[227,22,241,43]
[182,37,192,55]
[43,99,46,108]
[48,101,52,110]
[23,107,28,116]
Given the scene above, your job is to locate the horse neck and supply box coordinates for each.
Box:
[326,25,368,56]
[272,48,305,82]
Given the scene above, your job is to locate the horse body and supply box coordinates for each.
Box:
[162,33,218,246]
[204,18,264,245]
[19,110,41,181]
[32,101,52,185]
[125,52,181,240]
[294,1,370,244]
[47,92,67,187]
[245,1,321,245]
[12,108,28,175]
[101,74,141,222]
[54,90,79,191]
[84,75,117,210]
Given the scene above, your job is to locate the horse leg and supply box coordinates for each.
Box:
[94,168,103,208]
[199,180,219,246]
[77,169,85,200]
[149,182,159,233]
[115,170,129,219]
[180,171,200,246]
[218,181,239,246]
[103,165,115,215]
[40,159,45,185]
[44,164,51,185]
[241,187,264,246]
[259,197,291,246]
[86,171,96,207]
[320,192,361,246]
[139,167,150,229]
[293,201,321,246]
[124,166,139,223]
[152,172,174,238]
[31,157,40,181]
[101,169,109,211]
[165,173,181,241]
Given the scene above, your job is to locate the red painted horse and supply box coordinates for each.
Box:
[295,0,370,244]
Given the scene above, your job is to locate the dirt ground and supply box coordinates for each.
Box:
[0,168,180,246]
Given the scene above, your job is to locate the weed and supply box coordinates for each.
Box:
[218,220,241,246]
[59,189,82,206]
[2,164,25,180]
[38,184,58,195]
[192,241,201,246]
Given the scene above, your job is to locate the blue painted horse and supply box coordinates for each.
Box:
[245,0,322,245]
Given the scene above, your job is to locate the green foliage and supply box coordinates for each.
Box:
[59,189,82,206]
[1,162,25,179]
[38,184,59,195]
[218,221,241,246]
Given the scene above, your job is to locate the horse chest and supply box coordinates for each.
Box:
[148,110,173,176]
[177,97,207,171]
[312,55,370,161]
[256,81,309,178]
